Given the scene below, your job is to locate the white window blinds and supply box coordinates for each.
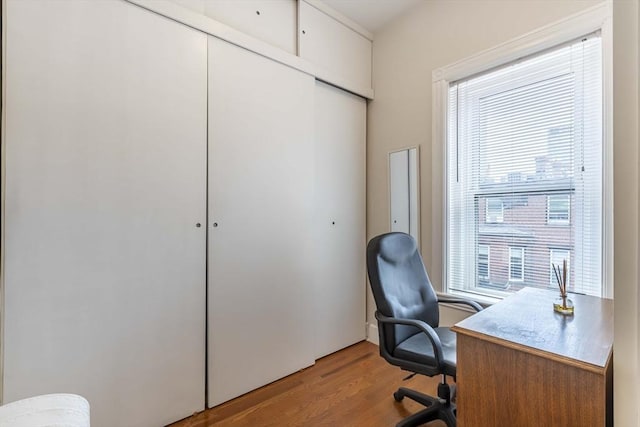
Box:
[446,34,603,298]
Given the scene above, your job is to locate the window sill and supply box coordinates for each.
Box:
[437,290,501,312]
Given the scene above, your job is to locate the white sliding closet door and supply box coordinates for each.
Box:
[4,1,207,426]
[313,81,366,358]
[207,37,315,407]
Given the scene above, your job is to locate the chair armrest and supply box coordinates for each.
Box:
[437,295,483,312]
[375,311,445,371]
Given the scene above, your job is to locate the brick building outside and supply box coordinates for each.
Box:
[475,173,574,293]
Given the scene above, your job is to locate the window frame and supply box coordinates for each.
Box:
[478,244,490,281]
[432,3,613,303]
[485,199,504,223]
[509,247,525,282]
[547,194,571,225]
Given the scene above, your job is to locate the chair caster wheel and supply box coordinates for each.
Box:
[393,391,403,402]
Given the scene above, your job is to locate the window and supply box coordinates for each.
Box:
[509,247,524,282]
[445,34,604,299]
[550,249,570,288]
[485,199,504,223]
[547,195,570,224]
[478,245,490,281]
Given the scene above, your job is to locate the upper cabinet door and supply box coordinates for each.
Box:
[298,1,372,93]
[4,1,207,426]
[203,0,297,54]
[207,36,316,408]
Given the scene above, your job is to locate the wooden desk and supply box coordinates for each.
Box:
[451,287,613,427]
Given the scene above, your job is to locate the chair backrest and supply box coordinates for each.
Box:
[367,232,440,351]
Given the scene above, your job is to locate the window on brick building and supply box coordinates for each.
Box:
[446,34,603,299]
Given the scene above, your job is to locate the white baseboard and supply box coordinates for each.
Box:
[367,323,379,345]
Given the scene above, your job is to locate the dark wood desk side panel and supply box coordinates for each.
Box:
[457,334,609,427]
[606,354,613,427]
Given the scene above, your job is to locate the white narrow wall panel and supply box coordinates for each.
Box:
[207,37,315,407]
[408,147,420,242]
[390,150,410,233]
[299,1,372,92]
[313,81,366,359]
[4,1,207,426]
[203,0,296,54]
[389,148,420,242]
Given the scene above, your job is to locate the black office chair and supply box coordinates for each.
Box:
[366,232,482,427]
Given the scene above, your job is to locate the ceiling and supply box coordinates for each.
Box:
[320,0,423,34]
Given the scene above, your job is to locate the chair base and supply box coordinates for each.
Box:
[393,387,456,427]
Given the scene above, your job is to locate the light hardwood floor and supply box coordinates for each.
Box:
[170,341,447,427]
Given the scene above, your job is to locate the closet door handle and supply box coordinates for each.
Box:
[212,222,219,228]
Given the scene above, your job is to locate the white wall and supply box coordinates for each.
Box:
[613,0,640,425]
[368,0,602,324]
[368,0,639,424]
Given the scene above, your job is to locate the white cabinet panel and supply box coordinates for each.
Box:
[409,147,420,240]
[313,81,367,359]
[204,0,297,54]
[299,1,372,92]
[207,36,315,407]
[4,1,207,426]
[390,148,420,243]
[390,150,411,233]
[169,0,205,14]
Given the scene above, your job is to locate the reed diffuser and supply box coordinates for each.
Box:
[552,259,574,315]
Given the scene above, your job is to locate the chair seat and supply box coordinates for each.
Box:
[393,327,457,377]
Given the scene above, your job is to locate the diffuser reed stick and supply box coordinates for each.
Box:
[552,259,573,314]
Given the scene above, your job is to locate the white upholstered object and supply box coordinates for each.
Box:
[0,394,90,427]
